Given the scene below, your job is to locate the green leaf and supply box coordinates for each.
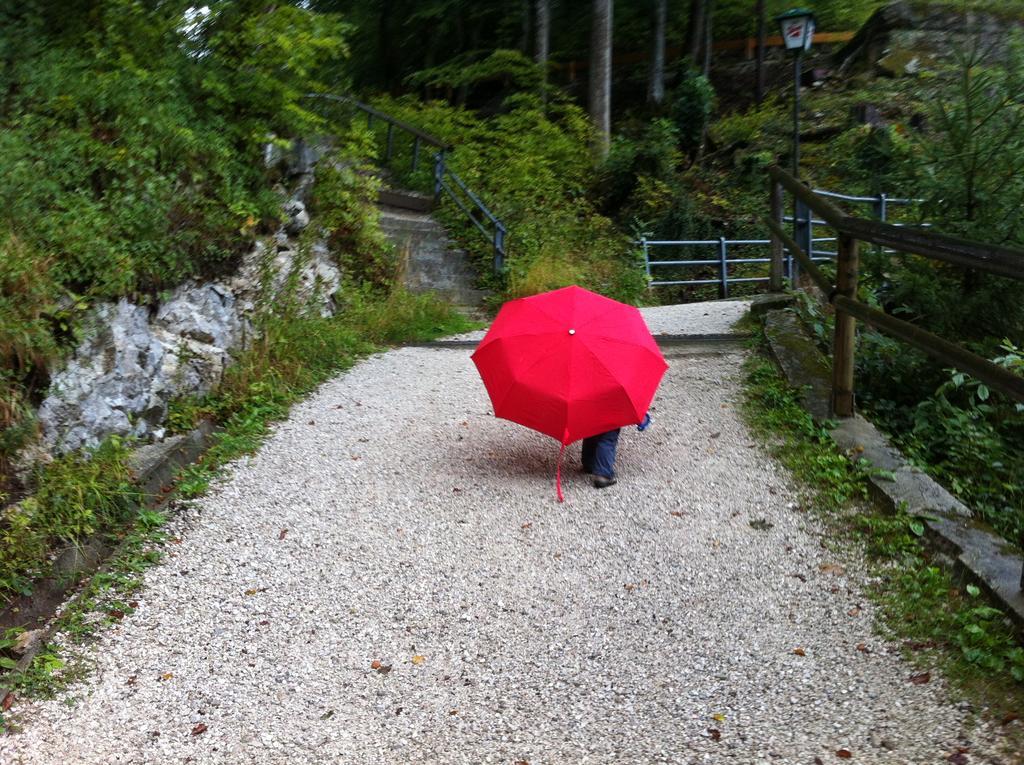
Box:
[965,584,981,597]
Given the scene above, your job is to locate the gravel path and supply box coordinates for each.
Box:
[1,301,1016,764]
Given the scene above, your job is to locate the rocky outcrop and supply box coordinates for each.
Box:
[38,199,341,454]
[835,2,1024,76]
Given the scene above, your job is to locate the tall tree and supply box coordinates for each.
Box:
[648,0,667,104]
[535,0,550,67]
[755,0,766,104]
[685,0,706,64]
[590,0,613,156]
[702,0,714,77]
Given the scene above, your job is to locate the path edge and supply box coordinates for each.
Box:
[758,305,1024,632]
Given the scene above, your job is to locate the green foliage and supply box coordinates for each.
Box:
[0,437,139,604]
[597,119,681,216]
[742,349,869,510]
[670,67,716,157]
[916,40,1024,245]
[0,2,346,301]
[862,520,1024,686]
[406,49,544,95]
[309,136,397,290]
[367,92,647,303]
[743,338,1024,704]
[897,350,1024,543]
[709,96,785,150]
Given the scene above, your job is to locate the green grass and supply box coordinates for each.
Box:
[741,336,1024,733]
[0,285,474,718]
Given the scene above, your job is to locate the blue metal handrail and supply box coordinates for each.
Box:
[641,188,925,295]
[305,93,507,275]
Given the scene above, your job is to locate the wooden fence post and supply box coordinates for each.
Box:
[832,234,860,417]
[769,179,784,291]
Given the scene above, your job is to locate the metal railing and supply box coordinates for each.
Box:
[642,237,773,297]
[642,189,924,294]
[305,93,507,274]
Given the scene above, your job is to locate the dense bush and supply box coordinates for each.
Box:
[0,1,349,475]
[367,91,647,303]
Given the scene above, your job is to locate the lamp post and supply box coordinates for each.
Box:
[775,8,816,179]
[776,8,816,282]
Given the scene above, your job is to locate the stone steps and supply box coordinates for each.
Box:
[378,202,488,309]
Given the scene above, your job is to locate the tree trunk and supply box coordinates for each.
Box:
[521,0,531,56]
[648,0,667,104]
[685,0,705,64]
[536,0,551,103]
[703,0,714,77]
[590,0,613,157]
[535,0,550,66]
[755,0,766,104]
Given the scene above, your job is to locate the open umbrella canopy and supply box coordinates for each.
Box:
[471,286,668,446]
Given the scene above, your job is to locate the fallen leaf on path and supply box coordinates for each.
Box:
[712,713,725,722]
[244,587,268,596]
[374,664,392,675]
[836,749,852,759]
[947,752,969,764]
[514,761,529,765]
[1001,711,1020,726]
[710,432,721,439]
[108,609,125,620]
[12,629,41,654]
[191,723,208,736]
[856,643,869,653]
[258,620,269,626]
[670,511,684,518]
[791,573,807,582]
[521,522,532,529]
[320,710,335,720]
[909,672,931,685]
[1,692,14,712]
[813,758,824,765]
[749,518,773,531]
[793,647,806,656]
[449,709,458,715]
[819,563,845,576]
[126,675,137,686]
[307,420,315,425]
[279,529,288,540]
[847,607,861,617]
[453,487,463,493]
[411,655,425,666]
[159,672,173,681]
[707,728,721,741]
[371,660,381,670]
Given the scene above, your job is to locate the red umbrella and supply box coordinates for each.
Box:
[471,285,668,500]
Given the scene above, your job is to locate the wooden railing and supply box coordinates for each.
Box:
[764,165,1024,418]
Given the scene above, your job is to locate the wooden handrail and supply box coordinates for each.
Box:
[768,166,1024,280]
[762,215,831,294]
[766,166,1024,411]
[834,296,1024,403]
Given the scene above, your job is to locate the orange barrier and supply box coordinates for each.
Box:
[558,31,855,80]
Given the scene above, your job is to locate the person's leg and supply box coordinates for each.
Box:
[592,428,621,482]
[581,436,597,473]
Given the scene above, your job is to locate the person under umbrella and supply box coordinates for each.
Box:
[471,286,666,500]
[582,412,651,489]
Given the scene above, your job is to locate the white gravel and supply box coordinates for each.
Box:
[1,300,1018,764]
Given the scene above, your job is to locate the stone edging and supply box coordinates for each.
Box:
[759,305,1024,631]
[0,422,218,701]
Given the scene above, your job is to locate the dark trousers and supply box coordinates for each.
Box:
[581,429,621,479]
